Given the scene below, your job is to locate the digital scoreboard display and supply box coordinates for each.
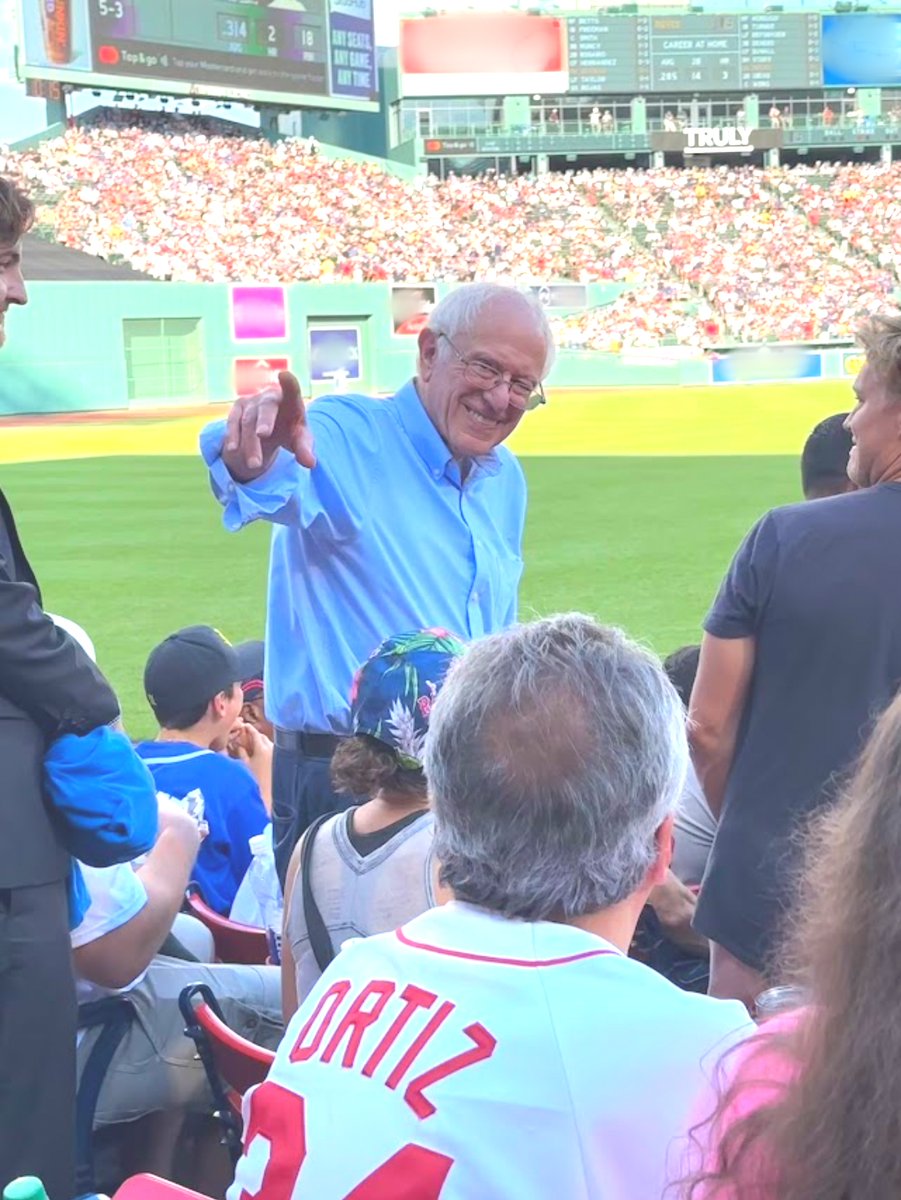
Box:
[398,10,825,97]
[20,0,378,110]
[567,13,822,93]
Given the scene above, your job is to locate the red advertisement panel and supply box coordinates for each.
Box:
[233,357,290,398]
[401,14,564,75]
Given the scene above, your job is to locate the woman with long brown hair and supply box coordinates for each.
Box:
[683,688,901,1199]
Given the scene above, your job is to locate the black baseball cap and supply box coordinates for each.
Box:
[144,625,241,724]
[235,639,265,702]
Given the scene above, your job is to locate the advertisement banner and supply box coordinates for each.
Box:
[330,0,376,100]
[391,286,435,336]
[651,127,783,156]
[22,0,92,70]
[423,139,479,156]
[529,283,588,310]
[309,327,362,386]
[711,346,822,384]
[233,357,290,398]
[231,286,288,342]
[400,13,566,97]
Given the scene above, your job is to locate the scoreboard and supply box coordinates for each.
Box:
[399,10,830,97]
[19,0,378,110]
[566,13,822,93]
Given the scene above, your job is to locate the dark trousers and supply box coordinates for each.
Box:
[0,880,76,1200]
[272,740,356,887]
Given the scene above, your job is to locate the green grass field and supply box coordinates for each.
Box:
[1,451,804,738]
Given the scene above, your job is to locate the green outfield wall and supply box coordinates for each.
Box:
[0,278,858,416]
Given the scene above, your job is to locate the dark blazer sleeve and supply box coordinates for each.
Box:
[0,560,120,737]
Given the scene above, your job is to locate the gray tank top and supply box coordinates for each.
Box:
[287,809,437,1002]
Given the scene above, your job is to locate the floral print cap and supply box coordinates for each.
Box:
[349,629,466,770]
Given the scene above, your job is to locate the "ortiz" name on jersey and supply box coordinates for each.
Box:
[286,978,497,1119]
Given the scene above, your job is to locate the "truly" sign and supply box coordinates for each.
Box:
[684,126,755,154]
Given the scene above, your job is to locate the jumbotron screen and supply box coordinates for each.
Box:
[19,0,378,111]
[400,11,833,96]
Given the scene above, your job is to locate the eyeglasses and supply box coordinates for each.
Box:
[436,332,546,412]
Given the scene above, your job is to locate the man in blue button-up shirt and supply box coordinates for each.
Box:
[201,282,554,881]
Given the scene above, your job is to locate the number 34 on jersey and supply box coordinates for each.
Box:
[230,974,498,1200]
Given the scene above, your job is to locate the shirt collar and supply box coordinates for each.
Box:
[394,379,502,483]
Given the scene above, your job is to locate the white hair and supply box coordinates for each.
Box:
[425,282,556,377]
[424,614,688,921]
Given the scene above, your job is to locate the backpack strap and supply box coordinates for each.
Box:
[301,812,338,974]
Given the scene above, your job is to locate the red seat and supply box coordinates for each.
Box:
[114,1174,212,1200]
[179,983,275,1164]
[185,885,269,965]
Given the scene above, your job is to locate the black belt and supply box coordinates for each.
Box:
[274,728,343,757]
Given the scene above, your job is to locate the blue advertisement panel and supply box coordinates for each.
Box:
[329,0,376,100]
[711,347,823,385]
[309,327,362,385]
[822,15,901,87]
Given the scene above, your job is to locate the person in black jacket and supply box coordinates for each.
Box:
[0,178,122,1200]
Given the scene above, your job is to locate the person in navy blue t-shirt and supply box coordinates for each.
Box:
[137,626,270,914]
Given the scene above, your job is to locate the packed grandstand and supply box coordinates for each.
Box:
[1,112,898,352]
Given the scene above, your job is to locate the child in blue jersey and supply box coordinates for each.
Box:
[136,626,270,914]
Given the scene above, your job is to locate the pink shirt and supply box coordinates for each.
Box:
[694,1008,806,1198]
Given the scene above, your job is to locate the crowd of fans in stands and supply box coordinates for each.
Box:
[1,117,900,351]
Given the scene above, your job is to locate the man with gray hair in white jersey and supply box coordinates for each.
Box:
[229,614,754,1200]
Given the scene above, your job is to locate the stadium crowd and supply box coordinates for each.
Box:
[5,125,901,1200]
[1,118,899,349]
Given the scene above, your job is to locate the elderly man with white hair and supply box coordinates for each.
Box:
[201,283,553,882]
[228,614,755,1200]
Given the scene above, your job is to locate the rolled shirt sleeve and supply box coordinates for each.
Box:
[200,419,307,532]
[200,406,379,543]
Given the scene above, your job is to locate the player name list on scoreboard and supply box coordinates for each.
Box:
[567,13,822,92]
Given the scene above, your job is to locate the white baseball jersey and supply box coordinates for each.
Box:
[229,902,753,1200]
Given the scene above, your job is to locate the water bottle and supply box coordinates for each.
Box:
[754,984,810,1023]
[3,1179,49,1200]
[3,1175,109,1200]
[247,828,283,964]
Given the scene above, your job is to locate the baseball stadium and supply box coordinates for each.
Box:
[1,0,900,1197]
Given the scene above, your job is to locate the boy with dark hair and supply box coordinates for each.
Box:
[136,626,270,914]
